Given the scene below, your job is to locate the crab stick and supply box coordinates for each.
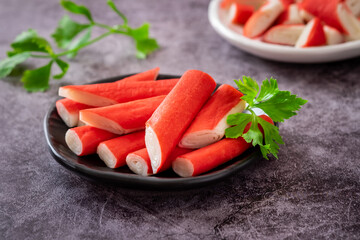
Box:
[337,2,360,40]
[221,0,266,10]
[276,3,303,25]
[57,69,160,126]
[279,0,294,7]
[300,0,360,40]
[346,0,360,17]
[80,95,166,135]
[56,98,93,127]
[263,24,305,46]
[179,84,245,149]
[299,0,344,32]
[126,147,192,176]
[59,79,178,107]
[324,25,344,45]
[228,3,254,25]
[295,18,326,48]
[243,0,285,38]
[145,70,216,174]
[172,115,274,177]
[97,131,145,168]
[65,126,118,156]
[120,67,159,82]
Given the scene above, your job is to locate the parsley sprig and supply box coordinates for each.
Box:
[0,0,159,92]
[225,76,307,159]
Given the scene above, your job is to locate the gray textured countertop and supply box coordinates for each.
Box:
[1,0,359,239]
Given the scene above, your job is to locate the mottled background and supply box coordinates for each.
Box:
[0,0,359,239]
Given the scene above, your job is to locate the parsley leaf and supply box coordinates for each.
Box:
[107,0,128,25]
[234,76,259,105]
[258,117,284,158]
[8,29,53,56]
[0,52,31,78]
[0,1,159,92]
[130,23,150,41]
[225,76,307,159]
[135,38,159,59]
[66,27,92,58]
[242,114,263,147]
[225,113,252,138]
[255,91,308,122]
[60,0,93,23]
[53,58,69,79]
[21,61,53,92]
[52,15,90,48]
[256,77,279,102]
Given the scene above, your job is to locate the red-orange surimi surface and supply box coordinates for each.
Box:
[145,70,217,174]
[172,115,274,177]
[179,84,245,149]
[126,147,193,176]
[119,67,160,82]
[97,131,145,168]
[56,98,92,113]
[65,126,118,156]
[296,18,326,47]
[80,95,166,135]
[299,0,345,32]
[56,98,93,127]
[220,0,266,10]
[276,4,303,25]
[59,79,178,107]
[56,69,160,126]
[243,0,285,38]
[230,3,254,25]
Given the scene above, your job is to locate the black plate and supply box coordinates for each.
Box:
[44,74,265,190]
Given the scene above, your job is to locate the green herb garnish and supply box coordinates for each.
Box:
[225,76,307,159]
[0,0,159,92]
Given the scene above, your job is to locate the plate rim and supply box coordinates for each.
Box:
[44,74,265,190]
[208,0,360,63]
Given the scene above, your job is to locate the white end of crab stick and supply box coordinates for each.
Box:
[295,18,326,48]
[126,148,151,176]
[337,2,360,40]
[243,0,285,38]
[179,84,246,149]
[173,115,274,177]
[58,86,118,107]
[263,24,305,45]
[56,99,93,127]
[97,131,145,168]
[126,147,192,176]
[65,126,118,156]
[276,4,303,25]
[324,25,344,45]
[80,95,166,135]
[145,70,217,174]
[228,3,254,25]
[346,0,360,17]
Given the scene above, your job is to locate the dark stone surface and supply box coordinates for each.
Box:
[0,0,359,239]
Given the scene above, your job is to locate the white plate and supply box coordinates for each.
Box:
[208,0,360,63]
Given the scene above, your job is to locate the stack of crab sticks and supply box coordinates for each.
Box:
[58,68,275,177]
[221,0,360,47]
